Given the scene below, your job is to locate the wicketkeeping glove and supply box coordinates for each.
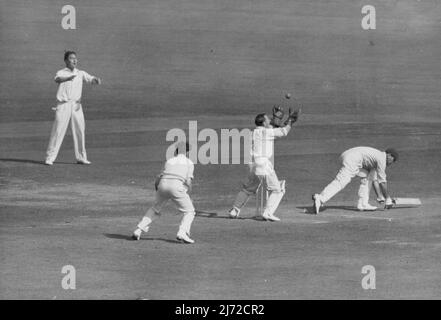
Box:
[284,107,301,125]
[270,105,285,128]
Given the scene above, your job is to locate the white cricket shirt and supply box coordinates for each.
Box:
[251,126,289,175]
[54,68,95,103]
[161,154,194,182]
[341,146,388,183]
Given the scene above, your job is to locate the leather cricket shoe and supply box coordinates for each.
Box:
[77,160,91,165]
[312,194,322,214]
[44,160,53,166]
[262,213,281,222]
[228,208,240,219]
[357,203,378,211]
[132,229,142,241]
[176,232,195,244]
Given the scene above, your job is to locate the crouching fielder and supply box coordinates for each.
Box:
[228,110,299,221]
[132,142,196,244]
[312,146,398,214]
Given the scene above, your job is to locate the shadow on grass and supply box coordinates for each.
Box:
[195,210,265,221]
[297,205,361,214]
[0,158,74,165]
[0,158,45,165]
[104,233,181,244]
[298,204,415,214]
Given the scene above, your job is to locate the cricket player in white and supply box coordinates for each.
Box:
[312,146,399,213]
[228,111,299,221]
[44,51,101,165]
[132,142,196,244]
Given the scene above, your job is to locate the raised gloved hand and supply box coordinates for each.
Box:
[284,107,301,125]
[270,105,285,128]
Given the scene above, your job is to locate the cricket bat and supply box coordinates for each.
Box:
[392,198,421,207]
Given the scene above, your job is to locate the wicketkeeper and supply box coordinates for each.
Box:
[228,106,300,221]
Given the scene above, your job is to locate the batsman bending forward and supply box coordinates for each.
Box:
[228,107,300,221]
[312,146,399,214]
[132,142,196,244]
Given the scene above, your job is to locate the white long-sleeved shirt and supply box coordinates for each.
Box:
[250,126,289,175]
[54,68,95,103]
[161,154,194,183]
[341,146,388,183]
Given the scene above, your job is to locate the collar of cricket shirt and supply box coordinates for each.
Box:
[66,67,78,74]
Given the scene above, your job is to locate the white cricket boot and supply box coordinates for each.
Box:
[357,200,377,211]
[176,232,195,244]
[312,194,322,214]
[132,228,142,241]
[77,159,91,165]
[228,207,240,219]
[262,213,281,222]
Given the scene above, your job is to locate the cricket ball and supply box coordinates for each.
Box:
[285,93,291,99]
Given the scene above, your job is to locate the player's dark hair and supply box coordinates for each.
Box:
[385,148,399,162]
[64,51,77,61]
[255,113,266,127]
[175,142,191,156]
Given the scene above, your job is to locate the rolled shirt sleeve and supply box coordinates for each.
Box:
[187,160,194,180]
[268,127,289,138]
[376,155,387,183]
[54,69,68,81]
[81,70,95,83]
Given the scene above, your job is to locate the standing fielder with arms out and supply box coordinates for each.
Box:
[132,142,196,244]
[44,51,101,165]
[228,107,300,221]
[312,146,399,214]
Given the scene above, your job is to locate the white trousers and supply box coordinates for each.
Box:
[137,179,195,235]
[319,153,376,204]
[357,169,376,206]
[46,101,87,162]
[233,166,285,216]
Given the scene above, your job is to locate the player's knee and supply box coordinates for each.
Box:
[183,210,195,217]
[241,187,255,195]
[152,207,161,216]
[269,186,283,194]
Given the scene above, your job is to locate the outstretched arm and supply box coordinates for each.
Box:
[185,178,193,193]
[379,182,390,199]
[54,75,76,84]
[278,107,301,136]
[373,180,385,201]
[380,182,395,209]
[83,71,102,84]
[284,107,301,126]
